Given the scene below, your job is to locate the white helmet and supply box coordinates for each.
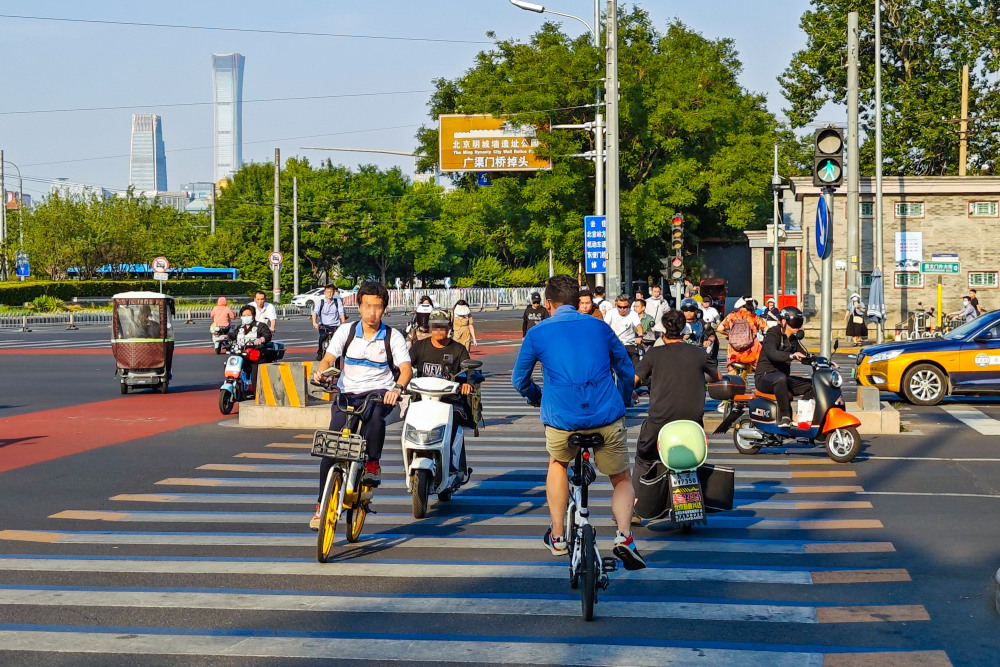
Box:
[733,297,746,310]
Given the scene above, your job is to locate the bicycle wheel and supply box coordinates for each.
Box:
[566,504,579,589]
[580,523,597,621]
[316,470,343,563]
[345,493,368,543]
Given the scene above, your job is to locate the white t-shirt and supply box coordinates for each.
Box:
[645,295,668,332]
[328,321,411,394]
[595,298,613,318]
[249,301,278,327]
[604,308,641,346]
[702,305,720,327]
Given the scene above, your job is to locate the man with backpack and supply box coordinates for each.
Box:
[311,284,347,360]
[309,281,412,530]
[716,297,766,375]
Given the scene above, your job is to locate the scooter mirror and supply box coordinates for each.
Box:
[833,339,840,352]
[461,359,483,371]
[793,330,805,340]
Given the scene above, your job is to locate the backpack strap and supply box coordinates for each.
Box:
[344,322,397,373]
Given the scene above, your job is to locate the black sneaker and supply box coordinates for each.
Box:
[613,531,647,570]
[777,417,794,429]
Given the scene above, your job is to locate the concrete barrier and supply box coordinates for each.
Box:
[255,361,333,407]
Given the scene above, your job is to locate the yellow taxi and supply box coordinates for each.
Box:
[855,311,1000,405]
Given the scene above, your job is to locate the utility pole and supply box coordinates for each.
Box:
[0,150,6,281]
[273,148,281,303]
[846,11,860,300]
[821,187,835,358]
[593,0,605,289]
[959,64,969,176]
[210,187,216,234]
[604,0,621,298]
[293,176,300,297]
[772,145,781,306]
[874,1,885,343]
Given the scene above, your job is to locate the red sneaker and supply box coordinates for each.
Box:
[363,461,381,485]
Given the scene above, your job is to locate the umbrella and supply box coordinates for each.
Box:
[867,267,886,324]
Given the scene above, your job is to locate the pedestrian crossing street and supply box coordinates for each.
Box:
[0,374,951,665]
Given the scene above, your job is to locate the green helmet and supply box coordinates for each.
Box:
[656,420,708,472]
[428,308,452,327]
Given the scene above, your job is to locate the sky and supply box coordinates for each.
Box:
[0,0,817,201]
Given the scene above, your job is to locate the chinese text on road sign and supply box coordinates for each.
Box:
[585,216,607,275]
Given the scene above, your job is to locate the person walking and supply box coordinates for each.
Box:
[645,284,668,334]
[512,275,645,570]
[522,292,548,337]
[452,299,477,350]
[845,293,868,345]
[762,297,781,330]
[604,294,642,369]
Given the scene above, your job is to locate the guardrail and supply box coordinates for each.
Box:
[0,305,306,329]
[388,287,543,313]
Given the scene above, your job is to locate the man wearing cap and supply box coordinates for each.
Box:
[409,309,474,481]
[311,284,347,360]
[522,292,549,337]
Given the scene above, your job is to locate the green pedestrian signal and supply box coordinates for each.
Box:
[812,126,844,188]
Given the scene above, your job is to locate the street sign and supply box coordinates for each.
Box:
[439,114,550,173]
[920,261,960,274]
[268,250,284,267]
[151,256,170,273]
[815,196,831,259]
[477,173,491,187]
[153,271,169,281]
[584,215,607,274]
[14,252,29,278]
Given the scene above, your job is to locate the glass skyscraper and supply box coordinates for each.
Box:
[129,113,167,192]
[212,53,245,183]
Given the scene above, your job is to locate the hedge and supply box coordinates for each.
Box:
[0,280,262,306]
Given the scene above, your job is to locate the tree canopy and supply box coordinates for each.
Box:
[780,0,1000,175]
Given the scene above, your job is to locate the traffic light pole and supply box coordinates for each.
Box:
[821,186,835,358]
[604,0,621,298]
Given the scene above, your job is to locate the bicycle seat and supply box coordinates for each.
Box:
[568,433,605,450]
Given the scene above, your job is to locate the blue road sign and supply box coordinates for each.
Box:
[14,252,29,278]
[477,172,491,187]
[815,196,831,259]
[584,215,607,274]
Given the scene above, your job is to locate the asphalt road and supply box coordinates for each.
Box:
[0,312,998,665]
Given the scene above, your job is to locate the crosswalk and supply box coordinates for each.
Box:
[0,374,951,664]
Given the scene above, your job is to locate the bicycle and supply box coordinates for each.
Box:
[310,375,384,563]
[563,432,619,621]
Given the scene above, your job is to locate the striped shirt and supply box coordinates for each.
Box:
[328,321,411,394]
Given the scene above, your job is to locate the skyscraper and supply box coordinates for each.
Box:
[129,113,167,192]
[212,53,245,183]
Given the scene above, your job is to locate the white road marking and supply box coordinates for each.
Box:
[941,406,1000,435]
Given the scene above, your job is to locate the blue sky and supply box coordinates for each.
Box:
[0,0,817,199]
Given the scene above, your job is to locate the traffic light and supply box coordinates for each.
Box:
[669,256,684,281]
[812,126,844,187]
[670,213,684,252]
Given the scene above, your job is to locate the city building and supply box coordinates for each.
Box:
[49,178,115,200]
[212,53,244,183]
[744,176,1000,333]
[129,113,168,192]
[181,181,215,201]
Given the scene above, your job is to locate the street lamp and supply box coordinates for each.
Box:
[509,0,616,292]
[0,152,24,281]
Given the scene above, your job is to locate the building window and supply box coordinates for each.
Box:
[860,271,873,288]
[969,201,998,217]
[895,272,923,288]
[969,272,999,288]
[860,202,874,218]
[895,202,924,218]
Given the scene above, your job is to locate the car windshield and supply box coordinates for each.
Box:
[943,318,985,340]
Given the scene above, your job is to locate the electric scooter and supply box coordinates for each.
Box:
[218,344,260,415]
[713,354,862,463]
[211,324,231,355]
[401,359,484,518]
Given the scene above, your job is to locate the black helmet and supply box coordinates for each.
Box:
[680,298,700,313]
[779,306,804,329]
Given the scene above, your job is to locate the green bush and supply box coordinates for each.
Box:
[27,295,69,312]
[468,257,507,287]
[0,279,262,306]
[504,267,539,287]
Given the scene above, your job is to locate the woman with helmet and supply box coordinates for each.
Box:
[755,306,814,429]
[715,296,766,375]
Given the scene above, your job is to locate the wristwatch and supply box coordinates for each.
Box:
[393,383,405,391]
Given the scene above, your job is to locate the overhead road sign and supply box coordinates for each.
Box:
[584,215,607,274]
[439,114,551,173]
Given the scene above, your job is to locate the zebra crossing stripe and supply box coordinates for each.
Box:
[0,587,928,623]
[0,531,896,554]
[0,555,906,584]
[0,629,952,665]
[48,509,883,530]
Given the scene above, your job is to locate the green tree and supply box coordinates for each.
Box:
[780,0,1000,175]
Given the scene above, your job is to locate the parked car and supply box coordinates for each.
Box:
[290,287,324,310]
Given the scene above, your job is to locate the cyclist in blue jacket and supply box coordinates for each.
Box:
[512,275,645,570]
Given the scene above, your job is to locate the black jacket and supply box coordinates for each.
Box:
[755,326,806,378]
[230,321,272,349]
[522,305,548,336]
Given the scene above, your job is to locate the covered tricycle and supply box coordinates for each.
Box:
[111,291,174,394]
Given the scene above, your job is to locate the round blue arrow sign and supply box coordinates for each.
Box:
[815,196,831,259]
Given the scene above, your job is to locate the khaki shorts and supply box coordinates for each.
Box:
[544,417,630,476]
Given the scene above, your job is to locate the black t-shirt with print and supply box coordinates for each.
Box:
[409,338,470,380]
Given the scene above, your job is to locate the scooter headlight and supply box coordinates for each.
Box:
[404,424,446,446]
[830,370,843,388]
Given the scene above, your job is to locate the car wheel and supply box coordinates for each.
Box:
[901,363,947,406]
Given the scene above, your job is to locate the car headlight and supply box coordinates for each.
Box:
[404,423,446,446]
[868,349,904,363]
[830,370,843,388]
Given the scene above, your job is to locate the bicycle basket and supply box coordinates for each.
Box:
[311,429,366,461]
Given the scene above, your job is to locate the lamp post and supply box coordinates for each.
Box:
[874,1,885,343]
[509,0,613,290]
[0,154,24,281]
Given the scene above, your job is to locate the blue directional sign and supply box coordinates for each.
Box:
[584,215,607,274]
[815,196,831,259]
[477,172,491,187]
[14,252,29,278]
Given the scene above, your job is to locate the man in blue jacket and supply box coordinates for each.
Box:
[512,275,645,570]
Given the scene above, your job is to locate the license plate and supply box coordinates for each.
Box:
[670,471,698,486]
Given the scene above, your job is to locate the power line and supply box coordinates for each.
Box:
[0,13,492,45]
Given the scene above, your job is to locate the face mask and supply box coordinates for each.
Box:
[241,315,253,325]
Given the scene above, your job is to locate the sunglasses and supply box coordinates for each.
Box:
[616,304,629,309]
